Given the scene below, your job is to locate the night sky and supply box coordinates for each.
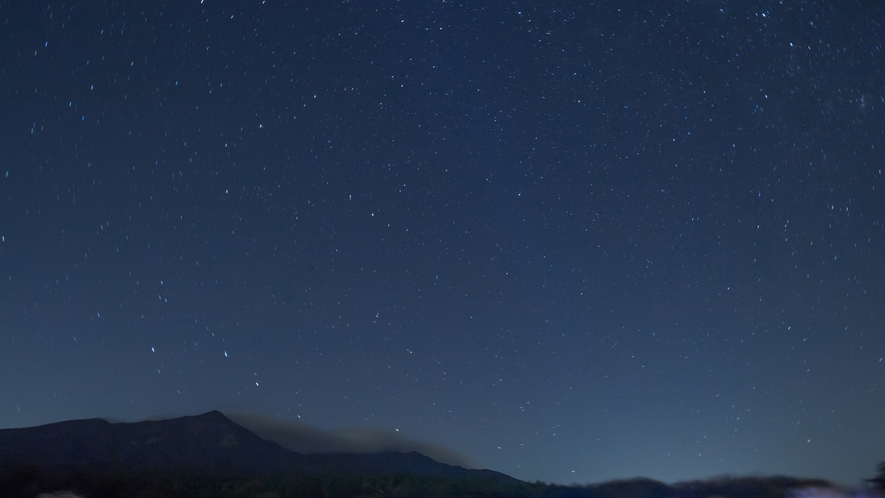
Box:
[2,0,884,486]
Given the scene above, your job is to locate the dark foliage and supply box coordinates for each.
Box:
[0,467,842,498]
[593,478,671,498]
[867,462,885,490]
[0,466,533,498]
[0,464,41,498]
[669,476,835,498]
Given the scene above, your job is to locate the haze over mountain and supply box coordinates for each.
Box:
[226,412,476,469]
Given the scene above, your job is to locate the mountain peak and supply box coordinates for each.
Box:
[194,410,228,420]
[0,413,518,483]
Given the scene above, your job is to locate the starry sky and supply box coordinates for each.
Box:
[1,0,884,487]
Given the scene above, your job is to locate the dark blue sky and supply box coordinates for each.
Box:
[1,0,884,486]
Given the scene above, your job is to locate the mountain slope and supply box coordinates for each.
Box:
[0,411,516,483]
[0,411,295,475]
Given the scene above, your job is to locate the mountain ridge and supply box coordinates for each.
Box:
[0,411,516,483]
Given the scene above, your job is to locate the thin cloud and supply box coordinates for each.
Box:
[226,412,478,469]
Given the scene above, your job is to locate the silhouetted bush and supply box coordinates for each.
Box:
[593,478,670,498]
[867,462,885,491]
[671,476,834,498]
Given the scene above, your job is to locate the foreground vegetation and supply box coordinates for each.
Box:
[0,463,859,498]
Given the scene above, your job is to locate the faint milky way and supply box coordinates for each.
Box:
[1,0,884,487]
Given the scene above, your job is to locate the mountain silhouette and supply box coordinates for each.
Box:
[0,411,515,483]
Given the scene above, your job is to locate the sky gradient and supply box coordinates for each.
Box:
[1,0,884,486]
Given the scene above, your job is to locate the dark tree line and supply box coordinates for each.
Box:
[3,462,884,498]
